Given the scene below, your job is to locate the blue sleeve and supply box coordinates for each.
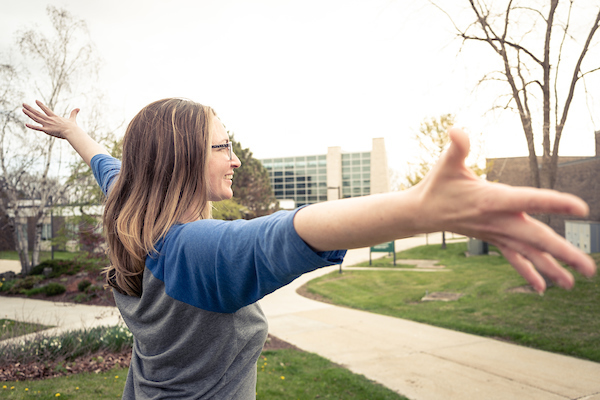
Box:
[147,209,346,313]
[90,154,122,196]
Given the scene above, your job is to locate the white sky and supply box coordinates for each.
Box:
[2,0,599,177]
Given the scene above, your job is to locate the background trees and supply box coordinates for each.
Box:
[406,114,455,187]
[406,114,455,249]
[442,0,600,190]
[405,113,488,248]
[0,6,108,274]
[230,133,278,219]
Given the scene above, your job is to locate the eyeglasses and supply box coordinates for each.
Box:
[211,142,234,160]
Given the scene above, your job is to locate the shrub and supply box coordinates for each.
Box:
[44,282,66,296]
[8,275,44,293]
[78,279,92,292]
[23,287,47,297]
[22,283,66,297]
[30,259,80,278]
[73,293,89,303]
[86,284,102,293]
[0,279,16,293]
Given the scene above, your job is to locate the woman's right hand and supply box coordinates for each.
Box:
[22,100,81,140]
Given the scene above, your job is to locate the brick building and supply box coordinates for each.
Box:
[486,131,600,237]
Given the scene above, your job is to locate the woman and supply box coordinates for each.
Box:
[23,98,596,399]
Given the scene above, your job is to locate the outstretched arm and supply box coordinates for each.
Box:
[22,100,110,167]
[294,128,596,294]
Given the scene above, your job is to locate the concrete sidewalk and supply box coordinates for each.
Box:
[1,234,599,399]
[259,235,600,400]
[0,297,121,345]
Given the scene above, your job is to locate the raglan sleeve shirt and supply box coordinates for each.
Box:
[91,153,346,313]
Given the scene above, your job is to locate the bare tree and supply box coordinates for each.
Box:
[438,0,600,190]
[0,6,101,274]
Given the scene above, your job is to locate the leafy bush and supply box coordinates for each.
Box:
[78,279,92,292]
[23,287,47,297]
[0,279,16,293]
[22,282,66,297]
[30,259,80,278]
[73,293,89,303]
[44,282,66,296]
[8,275,44,293]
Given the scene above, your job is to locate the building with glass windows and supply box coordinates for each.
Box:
[260,138,389,208]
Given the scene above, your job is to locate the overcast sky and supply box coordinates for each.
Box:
[2,0,599,177]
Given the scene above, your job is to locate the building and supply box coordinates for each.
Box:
[260,138,390,208]
[486,131,600,237]
[0,201,103,252]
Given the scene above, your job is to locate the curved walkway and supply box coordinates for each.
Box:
[2,234,600,399]
[259,234,600,400]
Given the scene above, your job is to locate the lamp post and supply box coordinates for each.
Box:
[46,196,54,260]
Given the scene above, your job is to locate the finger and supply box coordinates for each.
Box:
[519,243,575,289]
[22,104,48,122]
[489,213,596,278]
[498,245,546,293]
[25,123,46,132]
[24,123,63,138]
[483,185,589,217]
[500,237,576,289]
[445,127,471,167]
[35,100,57,117]
[69,108,80,121]
[22,110,46,128]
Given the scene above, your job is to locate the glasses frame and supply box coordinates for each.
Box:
[211,142,233,160]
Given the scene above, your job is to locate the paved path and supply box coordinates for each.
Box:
[2,233,600,399]
[0,259,21,274]
[0,297,121,346]
[259,234,600,400]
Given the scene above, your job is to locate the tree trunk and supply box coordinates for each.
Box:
[9,212,31,275]
[32,212,44,269]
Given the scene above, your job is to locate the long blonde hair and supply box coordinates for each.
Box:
[103,98,214,297]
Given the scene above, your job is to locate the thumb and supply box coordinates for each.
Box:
[69,108,80,121]
[446,127,470,167]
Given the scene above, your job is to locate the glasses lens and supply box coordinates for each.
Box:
[229,143,233,160]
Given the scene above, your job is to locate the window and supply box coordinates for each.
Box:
[41,224,52,240]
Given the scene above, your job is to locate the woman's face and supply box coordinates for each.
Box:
[208,118,241,201]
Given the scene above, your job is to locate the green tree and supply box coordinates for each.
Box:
[212,199,245,220]
[406,114,487,186]
[405,114,487,248]
[230,133,278,219]
[66,137,122,208]
[406,114,455,187]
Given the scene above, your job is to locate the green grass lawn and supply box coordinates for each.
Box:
[2,351,406,400]
[306,242,600,362]
[0,319,50,341]
[0,251,79,262]
[1,368,127,399]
